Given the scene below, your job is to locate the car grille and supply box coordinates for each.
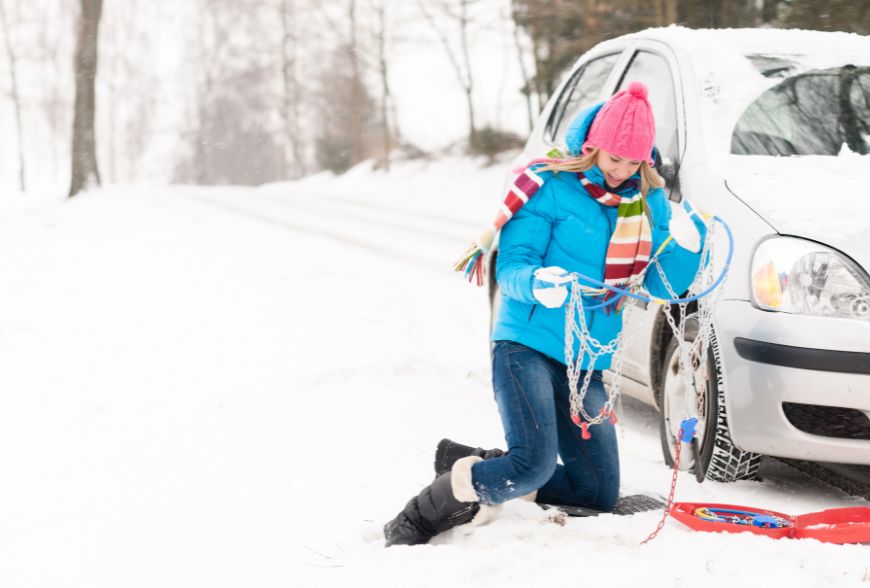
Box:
[783,402,870,440]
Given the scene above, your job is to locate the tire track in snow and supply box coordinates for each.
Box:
[261,192,475,244]
[275,190,483,233]
[180,190,466,274]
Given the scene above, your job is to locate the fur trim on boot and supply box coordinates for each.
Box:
[450,455,482,502]
[450,455,503,526]
[471,503,502,526]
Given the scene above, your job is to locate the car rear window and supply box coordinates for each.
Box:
[731,65,870,156]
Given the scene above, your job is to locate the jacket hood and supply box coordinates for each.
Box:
[565,103,605,156]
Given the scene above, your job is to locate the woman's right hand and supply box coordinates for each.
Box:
[532,266,572,308]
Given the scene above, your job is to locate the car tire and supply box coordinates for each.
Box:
[489,282,501,338]
[487,252,502,341]
[657,327,762,483]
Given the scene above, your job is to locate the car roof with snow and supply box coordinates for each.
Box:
[626,26,870,59]
[580,28,869,151]
[586,27,870,253]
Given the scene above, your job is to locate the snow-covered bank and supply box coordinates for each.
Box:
[270,155,514,224]
[0,157,868,588]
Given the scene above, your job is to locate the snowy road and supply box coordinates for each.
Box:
[1,159,869,587]
[183,186,474,272]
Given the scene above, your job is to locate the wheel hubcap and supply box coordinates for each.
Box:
[663,347,708,470]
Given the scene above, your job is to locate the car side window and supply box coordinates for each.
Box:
[615,51,680,164]
[545,53,621,146]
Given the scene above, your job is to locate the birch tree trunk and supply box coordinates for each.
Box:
[0,0,26,191]
[281,0,307,177]
[348,0,364,165]
[372,0,394,170]
[417,0,479,151]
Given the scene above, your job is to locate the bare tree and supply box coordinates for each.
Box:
[99,0,158,184]
[0,0,26,190]
[318,0,367,165]
[69,0,102,197]
[348,0,364,164]
[313,41,380,173]
[417,0,480,151]
[29,0,75,183]
[280,0,307,177]
[313,0,386,170]
[174,0,286,185]
[776,0,870,34]
[512,0,683,108]
[368,0,398,169]
[509,0,535,133]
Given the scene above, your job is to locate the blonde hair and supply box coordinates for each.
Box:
[536,147,665,198]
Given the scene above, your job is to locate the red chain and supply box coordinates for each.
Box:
[640,428,683,545]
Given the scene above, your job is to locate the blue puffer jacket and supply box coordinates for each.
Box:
[491,107,703,369]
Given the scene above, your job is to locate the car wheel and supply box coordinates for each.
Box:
[657,327,762,482]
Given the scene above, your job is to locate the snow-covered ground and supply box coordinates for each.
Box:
[1,157,868,588]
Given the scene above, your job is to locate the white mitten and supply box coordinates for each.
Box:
[668,199,707,253]
[532,266,572,308]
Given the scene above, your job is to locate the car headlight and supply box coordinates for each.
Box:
[750,237,870,320]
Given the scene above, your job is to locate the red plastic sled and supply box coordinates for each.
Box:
[670,502,870,544]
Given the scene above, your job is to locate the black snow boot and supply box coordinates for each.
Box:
[434,438,505,476]
[384,457,481,547]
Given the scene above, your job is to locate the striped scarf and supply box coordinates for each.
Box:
[454,166,652,299]
[576,171,652,290]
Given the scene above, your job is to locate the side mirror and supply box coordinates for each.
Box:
[656,155,681,201]
[659,158,678,185]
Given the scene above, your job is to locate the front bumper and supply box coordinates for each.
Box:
[717,300,870,464]
[733,338,870,375]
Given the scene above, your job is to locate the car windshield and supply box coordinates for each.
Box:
[731,66,870,156]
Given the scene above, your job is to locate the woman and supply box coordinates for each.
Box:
[384,82,707,547]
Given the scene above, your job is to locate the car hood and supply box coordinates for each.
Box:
[724,153,870,272]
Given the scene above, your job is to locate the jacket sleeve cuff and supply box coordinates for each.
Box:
[512,265,538,304]
[644,242,703,299]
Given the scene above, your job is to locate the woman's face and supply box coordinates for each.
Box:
[596,149,642,189]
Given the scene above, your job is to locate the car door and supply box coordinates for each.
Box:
[608,42,687,402]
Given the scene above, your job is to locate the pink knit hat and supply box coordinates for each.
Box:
[583,81,656,164]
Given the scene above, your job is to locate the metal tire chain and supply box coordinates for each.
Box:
[655,221,723,427]
[565,220,725,438]
[565,280,642,427]
[640,426,685,545]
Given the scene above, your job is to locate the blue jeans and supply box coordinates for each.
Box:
[471,340,620,511]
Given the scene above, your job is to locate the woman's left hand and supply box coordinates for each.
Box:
[668,199,708,253]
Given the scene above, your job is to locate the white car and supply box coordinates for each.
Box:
[491,27,870,482]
